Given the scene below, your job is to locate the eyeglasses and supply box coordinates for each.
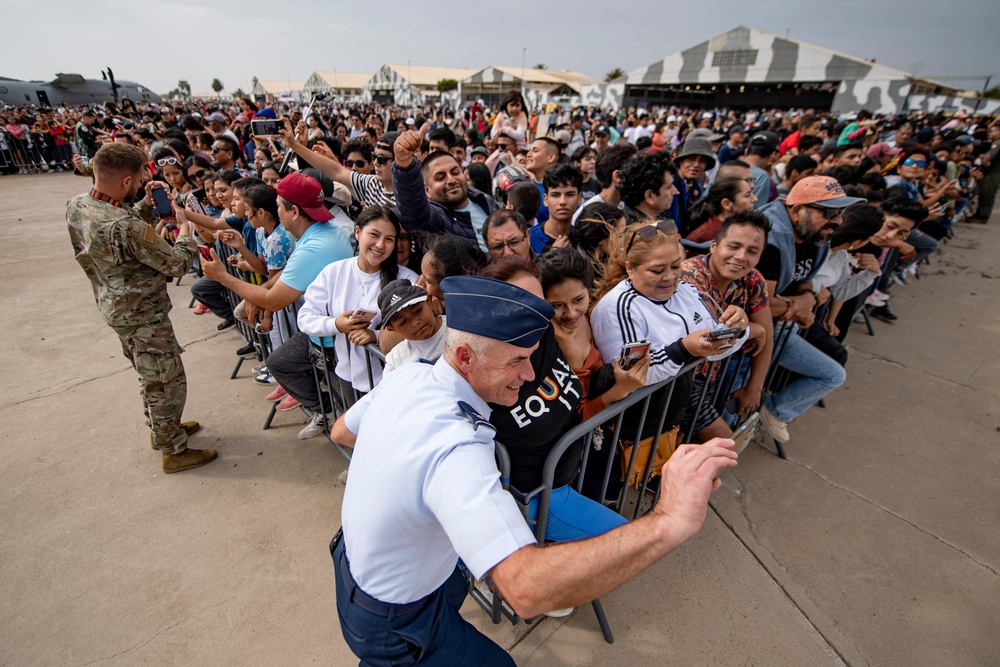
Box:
[188,169,206,180]
[625,220,678,254]
[210,145,228,154]
[901,158,928,168]
[805,205,844,220]
[346,159,368,168]
[487,234,527,254]
[373,155,393,166]
[156,157,180,167]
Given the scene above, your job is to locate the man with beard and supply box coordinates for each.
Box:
[66,143,216,473]
[754,176,863,444]
[392,124,498,250]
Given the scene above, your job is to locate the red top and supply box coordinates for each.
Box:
[779,130,800,156]
[685,214,722,243]
[573,342,609,421]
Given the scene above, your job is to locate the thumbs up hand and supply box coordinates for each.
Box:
[394,123,429,169]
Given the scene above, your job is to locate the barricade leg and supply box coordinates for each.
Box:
[591,599,614,644]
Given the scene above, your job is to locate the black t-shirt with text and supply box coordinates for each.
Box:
[757,242,821,295]
[489,325,584,491]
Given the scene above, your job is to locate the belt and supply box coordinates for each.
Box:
[333,535,429,617]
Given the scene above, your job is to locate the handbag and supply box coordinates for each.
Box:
[619,425,680,489]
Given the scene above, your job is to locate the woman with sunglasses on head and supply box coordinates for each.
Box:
[591,220,750,388]
[583,220,749,500]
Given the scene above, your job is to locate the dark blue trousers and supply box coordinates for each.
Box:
[331,535,514,666]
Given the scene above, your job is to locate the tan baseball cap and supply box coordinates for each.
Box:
[786,175,866,208]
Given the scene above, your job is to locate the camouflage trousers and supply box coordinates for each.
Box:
[114,318,188,454]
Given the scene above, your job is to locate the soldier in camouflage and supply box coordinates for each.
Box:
[66,142,217,474]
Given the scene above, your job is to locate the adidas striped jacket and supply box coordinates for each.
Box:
[591,279,748,386]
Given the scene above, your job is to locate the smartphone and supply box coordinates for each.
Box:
[278,148,295,175]
[619,340,651,370]
[151,187,173,218]
[708,327,742,341]
[351,308,377,324]
[197,244,214,261]
[191,187,206,202]
[251,119,282,137]
[731,412,761,454]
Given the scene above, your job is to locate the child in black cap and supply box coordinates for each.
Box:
[378,279,447,373]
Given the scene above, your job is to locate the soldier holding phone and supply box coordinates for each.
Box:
[66,143,216,473]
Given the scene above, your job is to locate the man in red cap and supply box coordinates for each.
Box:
[202,172,352,325]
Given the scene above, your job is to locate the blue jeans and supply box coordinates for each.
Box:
[898,229,937,268]
[527,485,628,542]
[333,535,513,666]
[765,329,846,422]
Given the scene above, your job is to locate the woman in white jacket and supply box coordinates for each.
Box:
[591,220,750,387]
[297,204,418,399]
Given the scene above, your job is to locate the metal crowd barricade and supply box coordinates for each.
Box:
[213,241,271,379]
[469,348,787,644]
[262,300,305,430]
[472,364,709,643]
[303,334,385,463]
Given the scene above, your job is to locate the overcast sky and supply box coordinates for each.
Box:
[4,0,999,96]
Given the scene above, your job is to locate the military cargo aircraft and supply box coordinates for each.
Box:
[0,73,162,108]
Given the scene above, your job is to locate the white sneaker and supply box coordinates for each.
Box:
[298,412,332,439]
[544,607,575,618]
[475,579,494,602]
[337,467,349,484]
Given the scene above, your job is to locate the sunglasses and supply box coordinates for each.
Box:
[156,157,180,167]
[210,145,228,153]
[806,205,844,220]
[901,158,928,168]
[346,159,368,168]
[625,220,678,254]
[373,155,393,166]
[188,169,206,180]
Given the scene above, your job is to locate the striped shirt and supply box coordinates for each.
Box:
[350,172,394,208]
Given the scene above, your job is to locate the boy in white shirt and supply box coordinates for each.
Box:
[378,280,447,373]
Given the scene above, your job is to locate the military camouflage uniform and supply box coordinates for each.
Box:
[67,190,197,453]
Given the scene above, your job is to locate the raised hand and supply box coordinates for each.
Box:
[394,123,429,168]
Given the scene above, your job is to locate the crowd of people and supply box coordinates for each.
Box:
[57,89,997,663]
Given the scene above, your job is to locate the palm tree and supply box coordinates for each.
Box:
[605,68,625,82]
[177,80,191,99]
[211,79,224,98]
[232,88,246,100]
[534,63,547,70]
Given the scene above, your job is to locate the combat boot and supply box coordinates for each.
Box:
[162,448,218,474]
[150,421,202,450]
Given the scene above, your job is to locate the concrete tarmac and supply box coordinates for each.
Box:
[1,173,998,666]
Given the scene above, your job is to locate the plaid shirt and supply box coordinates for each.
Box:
[681,254,768,379]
